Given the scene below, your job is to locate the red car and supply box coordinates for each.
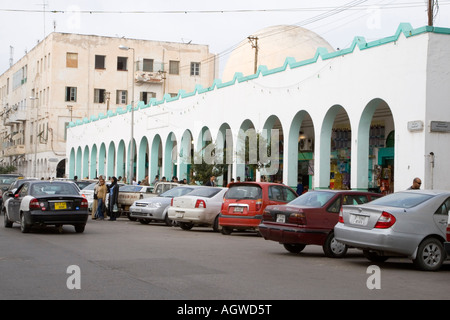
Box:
[219,182,298,235]
[259,190,382,257]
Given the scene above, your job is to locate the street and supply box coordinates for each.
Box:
[0,217,448,300]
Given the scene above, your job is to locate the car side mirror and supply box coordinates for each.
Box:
[14,194,19,198]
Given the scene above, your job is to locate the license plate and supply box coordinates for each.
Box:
[54,202,67,210]
[350,214,368,226]
[133,208,142,213]
[276,214,285,223]
[176,211,184,218]
[234,206,244,213]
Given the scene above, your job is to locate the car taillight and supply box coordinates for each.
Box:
[446,220,450,242]
[288,212,306,225]
[338,207,344,223]
[255,199,262,211]
[81,198,88,208]
[262,209,273,221]
[171,198,174,206]
[29,198,41,210]
[195,199,206,208]
[374,211,396,229]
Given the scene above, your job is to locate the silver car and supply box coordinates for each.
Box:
[129,185,202,225]
[335,190,449,271]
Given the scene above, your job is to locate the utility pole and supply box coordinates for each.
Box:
[248,36,259,74]
[428,0,434,26]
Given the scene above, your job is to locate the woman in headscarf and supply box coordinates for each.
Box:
[107,176,119,221]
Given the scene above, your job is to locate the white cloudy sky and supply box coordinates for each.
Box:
[1,0,449,76]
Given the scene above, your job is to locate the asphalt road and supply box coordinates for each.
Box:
[0,217,448,301]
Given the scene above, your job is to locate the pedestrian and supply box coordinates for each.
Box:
[95,177,107,220]
[407,177,422,190]
[205,176,216,186]
[107,176,120,221]
[151,175,159,185]
[92,179,99,220]
[141,175,149,186]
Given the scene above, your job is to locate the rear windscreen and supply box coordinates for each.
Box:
[188,187,223,198]
[225,185,262,200]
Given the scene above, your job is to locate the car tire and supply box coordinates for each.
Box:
[164,210,173,226]
[413,238,446,271]
[283,243,306,254]
[221,227,232,235]
[74,225,85,233]
[139,219,150,225]
[179,222,194,230]
[212,215,220,232]
[3,209,13,228]
[20,213,31,233]
[323,231,348,258]
[363,250,389,263]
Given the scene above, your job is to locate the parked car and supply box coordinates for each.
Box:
[219,182,298,235]
[3,181,88,233]
[168,187,228,231]
[445,214,450,256]
[1,178,38,211]
[0,174,24,207]
[129,185,203,225]
[118,184,154,214]
[259,190,382,258]
[335,190,450,271]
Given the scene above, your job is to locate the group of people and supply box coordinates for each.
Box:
[92,176,120,221]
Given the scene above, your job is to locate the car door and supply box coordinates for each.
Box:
[433,197,450,237]
[8,183,28,222]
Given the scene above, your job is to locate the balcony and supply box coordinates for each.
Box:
[2,144,26,157]
[135,71,164,84]
[2,106,27,126]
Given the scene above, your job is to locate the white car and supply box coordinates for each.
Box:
[168,186,228,232]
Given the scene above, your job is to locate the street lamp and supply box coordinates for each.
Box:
[119,45,135,184]
[30,96,38,177]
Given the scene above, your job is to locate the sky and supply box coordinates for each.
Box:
[1,0,450,77]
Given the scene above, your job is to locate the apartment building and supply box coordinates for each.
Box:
[0,32,217,178]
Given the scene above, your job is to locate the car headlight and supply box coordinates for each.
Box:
[147,202,162,208]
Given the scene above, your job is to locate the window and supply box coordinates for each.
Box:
[117,57,128,71]
[116,90,128,104]
[190,62,200,76]
[140,91,156,104]
[66,52,78,68]
[327,197,342,213]
[143,59,153,72]
[94,89,106,103]
[169,60,179,75]
[65,87,77,102]
[95,55,106,69]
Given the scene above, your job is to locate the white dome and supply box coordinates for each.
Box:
[222,25,335,81]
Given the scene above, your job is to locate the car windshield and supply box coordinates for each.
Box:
[120,185,143,192]
[225,185,262,200]
[368,192,434,208]
[288,191,335,207]
[161,187,195,198]
[188,187,222,198]
[30,182,80,196]
[0,175,21,185]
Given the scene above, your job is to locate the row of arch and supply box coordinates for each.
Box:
[69,98,395,189]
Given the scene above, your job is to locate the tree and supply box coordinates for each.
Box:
[189,142,227,185]
[0,165,17,174]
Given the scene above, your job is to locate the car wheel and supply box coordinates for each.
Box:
[3,209,13,228]
[74,225,85,233]
[179,222,194,230]
[283,243,306,254]
[20,213,31,233]
[164,211,173,226]
[221,226,232,235]
[323,231,348,258]
[139,219,150,225]
[413,238,446,271]
[363,250,389,263]
[212,215,220,232]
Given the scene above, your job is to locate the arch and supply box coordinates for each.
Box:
[107,141,116,178]
[138,136,149,182]
[236,119,256,181]
[117,140,126,180]
[56,159,66,178]
[90,144,98,179]
[164,132,178,181]
[150,135,162,182]
[75,146,82,179]
[318,105,350,189]
[216,123,233,185]
[356,98,395,192]
[179,129,193,181]
[262,115,283,182]
[286,110,314,189]
[127,138,137,183]
[98,143,106,177]
[82,146,90,179]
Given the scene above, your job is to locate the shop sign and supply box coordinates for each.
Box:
[430,121,450,133]
[407,120,423,132]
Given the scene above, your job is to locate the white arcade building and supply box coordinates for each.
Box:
[66,23,450,192]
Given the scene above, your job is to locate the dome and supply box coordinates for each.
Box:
[222,25,335,81]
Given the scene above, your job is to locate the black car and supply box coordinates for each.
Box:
[0,174,24,207]
[3,181,89,233]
